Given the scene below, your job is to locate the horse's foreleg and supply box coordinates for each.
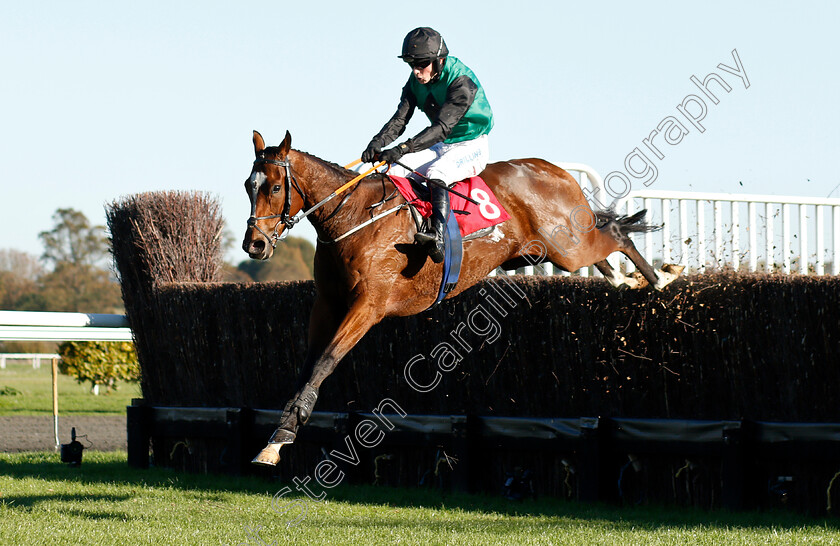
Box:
[252,297,381,466]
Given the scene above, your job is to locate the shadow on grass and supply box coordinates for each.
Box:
[3,492,130,509]
[2,451,838,533]
[0,491,146,524]
[322,483,840,534]
[0,451,280,496]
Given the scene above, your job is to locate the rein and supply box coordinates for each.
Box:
[248,156,386,248]
[317,204,408,245]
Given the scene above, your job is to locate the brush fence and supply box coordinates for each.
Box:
[108,191,840,513]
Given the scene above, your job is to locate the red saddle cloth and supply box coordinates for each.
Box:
[388,175,511,237]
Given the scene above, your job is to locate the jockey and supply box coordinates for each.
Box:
[361,27,494,263]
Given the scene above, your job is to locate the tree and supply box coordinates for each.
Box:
[287,236,315,277]
[38,262,123,313]
[39,208,109,268]
[0,249,43,280]
[220,263,254,283]
[0,249,51,353]
[57,341,139,395]
[34,209,122,313]
[0,249,44,310]
[237,246,310,281]
[0,271,42,310]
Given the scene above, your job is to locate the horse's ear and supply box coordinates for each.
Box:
[280,130,292,156]
[253,130,266,155]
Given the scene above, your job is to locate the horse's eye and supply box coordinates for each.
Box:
[272,185,282,194]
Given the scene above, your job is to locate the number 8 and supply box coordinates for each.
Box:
[470,188,501,220]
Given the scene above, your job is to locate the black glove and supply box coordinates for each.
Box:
[379,143,408,164]
[361,140,383,163]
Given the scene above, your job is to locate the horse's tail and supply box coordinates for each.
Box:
[595,208,662,234]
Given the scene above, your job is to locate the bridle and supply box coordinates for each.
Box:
[247,153,390,248]
[247,155,305,248]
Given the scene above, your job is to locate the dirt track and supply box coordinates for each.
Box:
[0,415,126,452]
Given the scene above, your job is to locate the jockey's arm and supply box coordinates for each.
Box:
[369,83,417,148]
[404,75,478,153]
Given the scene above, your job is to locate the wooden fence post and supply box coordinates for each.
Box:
[51,357,59,448]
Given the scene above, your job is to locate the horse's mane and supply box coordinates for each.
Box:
[298,149,355,178]
[265,146,390,187]
[260,145,392,194]
[263,146,353,177]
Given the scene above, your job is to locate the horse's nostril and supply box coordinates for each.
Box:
[248,239,265,254]
[244,237,262,254]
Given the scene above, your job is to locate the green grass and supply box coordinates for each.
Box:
[1,452,839,545]
[0,361,140,415]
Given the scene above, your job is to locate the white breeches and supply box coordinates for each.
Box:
[386,134,489,187]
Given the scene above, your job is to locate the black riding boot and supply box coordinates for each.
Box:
[414,181,450,263]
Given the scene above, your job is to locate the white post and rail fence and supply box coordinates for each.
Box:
[0,353,59,370]
[496,163,840,277]
[0,311,132,449]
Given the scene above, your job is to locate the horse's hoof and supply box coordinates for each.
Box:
[661,263,686,277]
[653,264,685,290]
[629,271,649,289]
[251,444,282,467]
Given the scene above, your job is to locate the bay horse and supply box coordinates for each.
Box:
[243,130,681,466]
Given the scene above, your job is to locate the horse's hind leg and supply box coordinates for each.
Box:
[600,210,683,291]
[618,240,660,287]
[595,259,641,290]
[618,239,683,290]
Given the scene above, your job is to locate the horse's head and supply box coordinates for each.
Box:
[242,130,305,260]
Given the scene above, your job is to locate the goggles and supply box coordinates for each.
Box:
[407,59,432,70]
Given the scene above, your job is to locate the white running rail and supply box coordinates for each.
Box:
[0,311,132,342]
[0,310,132,449]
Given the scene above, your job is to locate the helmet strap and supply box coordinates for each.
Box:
[432,57,444,81]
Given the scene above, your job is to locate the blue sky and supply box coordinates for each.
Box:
[1,1,838,263]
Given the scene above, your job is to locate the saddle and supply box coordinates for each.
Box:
[389,175,510,308]
[388,175,510,241]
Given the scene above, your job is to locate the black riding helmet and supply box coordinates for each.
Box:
[398,27,448,79]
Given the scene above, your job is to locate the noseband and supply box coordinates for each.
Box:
[247,155,305,248]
